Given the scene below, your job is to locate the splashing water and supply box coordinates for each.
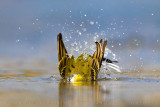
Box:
[63,32,121,79]
[99,47,121,79]
[60,18,125,76]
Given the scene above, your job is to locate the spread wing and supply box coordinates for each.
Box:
[91,58,99,80]
[92,41,103,65]
[91,40,107,80]
[57,33,69,79]
[57,33,68,61]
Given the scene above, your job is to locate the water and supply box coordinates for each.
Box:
[0,60,160,107]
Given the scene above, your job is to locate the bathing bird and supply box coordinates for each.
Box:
[57,33,117,81]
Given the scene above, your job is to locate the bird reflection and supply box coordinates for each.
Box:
[58,80,109,107]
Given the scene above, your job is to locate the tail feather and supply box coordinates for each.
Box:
[107,63,121,72]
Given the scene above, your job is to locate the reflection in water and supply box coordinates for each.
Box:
[58,80,109,107]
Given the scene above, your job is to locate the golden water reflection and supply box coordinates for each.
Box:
[58,80,109,107]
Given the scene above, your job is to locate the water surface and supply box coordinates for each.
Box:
[0,62,160,107]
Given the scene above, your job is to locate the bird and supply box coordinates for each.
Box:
[57,33,118,81]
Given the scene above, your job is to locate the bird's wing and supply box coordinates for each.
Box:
[92,41,103,66]
[91,41,103,80]
[57,33,70,79]
[91,58,99,80]
[57,33,68,61]
[58,56,75,79]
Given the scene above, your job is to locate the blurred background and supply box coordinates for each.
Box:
[0,0,160,71]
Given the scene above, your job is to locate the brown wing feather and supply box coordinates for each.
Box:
[91,40,108,80]
[91,42,103,80]
[57,33,69,79]
[57,33,68,61]
[91,58,99,80]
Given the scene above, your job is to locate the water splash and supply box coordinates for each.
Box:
[62,31,121,79]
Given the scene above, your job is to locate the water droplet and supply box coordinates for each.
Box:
[157,40,159,43]
[78,32,82,35]
[82,28,86,31]
[65,39,69,42]
[84,40,88,45]
[75,46,79,51]
[16,40,20,43]
[152,50,155,53]
[104,48,111,57]
[94,35,99,41]
[90,20,94,25]
[140,57,143,60]
[112,53,116,60]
